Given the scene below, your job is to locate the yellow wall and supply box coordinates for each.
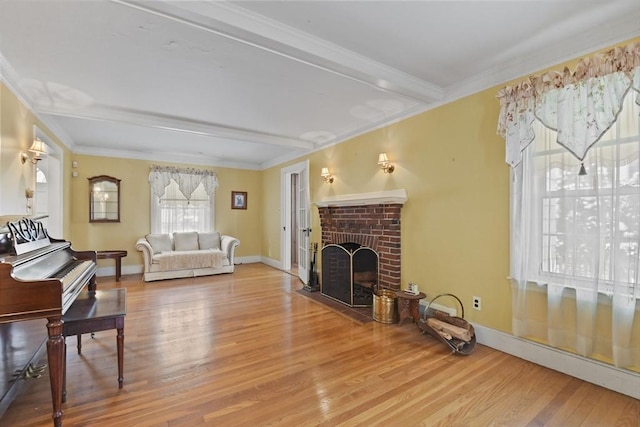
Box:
[261,165,282,260]
[0,83,73,239]
[262,85,510,331]
[69,155,262,271]
[0,84,34,216]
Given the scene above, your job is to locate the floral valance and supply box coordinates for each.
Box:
[497,42,640,169]
[148,165,218,202]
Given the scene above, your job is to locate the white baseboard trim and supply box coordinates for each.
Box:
[474,324,640,399]
[419,299,457,317]
[235,255,261,264]
[259,256,282,270]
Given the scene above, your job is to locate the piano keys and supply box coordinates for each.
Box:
[0,217,97,426]
[8,244,97,315]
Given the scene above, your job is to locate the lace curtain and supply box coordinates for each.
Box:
[498,42,640,369]
[148,165,219,202]
[497,42,640,171]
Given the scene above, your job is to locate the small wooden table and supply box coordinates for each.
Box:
[396,290,426,326]
[62,288,127,401]
[97,250,127,281]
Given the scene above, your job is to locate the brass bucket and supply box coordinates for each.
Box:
[373,289,398,324]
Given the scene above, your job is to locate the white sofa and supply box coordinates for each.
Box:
[136,231,240,282]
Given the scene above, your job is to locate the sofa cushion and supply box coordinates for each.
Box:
[199,232,221,250]
[173,232,199,251]
[146,234,173,254]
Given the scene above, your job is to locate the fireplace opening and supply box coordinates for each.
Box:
[321,242,378,307]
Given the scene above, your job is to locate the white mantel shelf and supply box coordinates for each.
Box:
[314,189,408,208]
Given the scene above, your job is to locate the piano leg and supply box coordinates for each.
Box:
[62,338,67,404]
[46,316,64,427]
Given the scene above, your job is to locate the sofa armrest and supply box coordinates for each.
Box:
[135,238,154,271]
[221,235,240,265]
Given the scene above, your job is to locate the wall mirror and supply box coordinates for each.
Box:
[88,175,121,223]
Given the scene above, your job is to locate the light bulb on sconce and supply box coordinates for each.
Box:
[378,152,395,173]
[321,167,334,183]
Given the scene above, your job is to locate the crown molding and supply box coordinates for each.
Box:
[0,53,33,111]
[1,53,78,152]
[260,102,430,171]
[445,16,640,104]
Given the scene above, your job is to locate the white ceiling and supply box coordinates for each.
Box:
[1,1,638,170]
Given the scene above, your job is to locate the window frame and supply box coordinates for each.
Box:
[526,102,639,295]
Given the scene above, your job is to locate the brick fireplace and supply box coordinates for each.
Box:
[316,190,407,293]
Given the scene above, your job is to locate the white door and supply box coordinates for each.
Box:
[280,160,310,283]
[296,167,310,284]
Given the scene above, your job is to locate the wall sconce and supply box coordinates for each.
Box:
[378,152,395,173]
[320,167,334,183]
[21,138,47,164]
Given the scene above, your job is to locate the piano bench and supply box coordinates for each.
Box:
[62,288,127,401]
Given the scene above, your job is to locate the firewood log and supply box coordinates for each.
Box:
[426,318,472,342]
[433,311,472,331]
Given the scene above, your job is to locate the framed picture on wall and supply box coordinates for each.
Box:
[231,191,247,210]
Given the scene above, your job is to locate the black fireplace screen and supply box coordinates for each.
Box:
[321,242,377,307]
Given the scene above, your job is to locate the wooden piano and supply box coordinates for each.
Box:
[0,217,97,426]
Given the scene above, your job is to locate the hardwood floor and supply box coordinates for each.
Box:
[3,263,638,426]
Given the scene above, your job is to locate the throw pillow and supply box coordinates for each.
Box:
[173,231,199,251]
[199,232,221,250]
[146,234,173,254]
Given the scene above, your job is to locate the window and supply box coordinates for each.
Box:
[148,166,218,234]
[150,179,215,234]
[520,94,639,296]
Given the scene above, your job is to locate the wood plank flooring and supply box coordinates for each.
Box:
[2,263,638,426]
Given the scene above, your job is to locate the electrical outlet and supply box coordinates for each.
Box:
[472,296,481,311]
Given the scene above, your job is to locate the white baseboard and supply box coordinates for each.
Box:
[474,324,640,399]
[419,299,457,317]
[235,255,262,264]
[260,256,282,270]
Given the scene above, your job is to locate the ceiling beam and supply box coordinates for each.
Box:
[37,104,316,150]
[113,0,444,104]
